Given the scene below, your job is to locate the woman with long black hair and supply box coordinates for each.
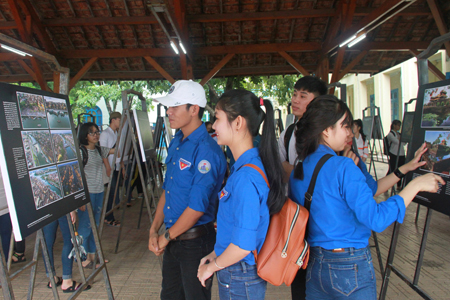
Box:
[197,90,285,299]
[290,95,443,299]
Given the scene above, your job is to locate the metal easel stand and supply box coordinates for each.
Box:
[0,227,63,300]
[98,90,160,256]
[79,203,114,300]
[379,31,450,300]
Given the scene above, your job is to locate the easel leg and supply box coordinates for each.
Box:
[415,204,421,224]
[0,234,15,299]
[413,208,432,285]
[36,229,60,300]
[379,221,401,300]
[371,231,384,277]
[86,202,114,300]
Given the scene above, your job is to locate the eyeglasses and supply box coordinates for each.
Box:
[88,131,100,136]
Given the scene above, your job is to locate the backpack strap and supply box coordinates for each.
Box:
[242,164,269,187]
[284,123,296,162]
[304,154,333,212]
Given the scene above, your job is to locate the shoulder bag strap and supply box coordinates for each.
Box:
[242,164,270,187]
[304,154,333,212]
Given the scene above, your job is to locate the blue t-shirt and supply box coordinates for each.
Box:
[289,144,406,249]
[162,123,226,228]
[215,148,269,265]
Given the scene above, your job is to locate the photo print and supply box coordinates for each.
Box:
[58,161,84,196]
[421,84,450,128]
[421,130,450,175]
[29,166,63,209]
[44,96,71,129]
[17,92,48,129]
[51,130,77,162]
[21,130,55,169]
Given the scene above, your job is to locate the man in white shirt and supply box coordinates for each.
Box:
[99,112,122,227]
[277,76,328,183]
[276,76,327,300]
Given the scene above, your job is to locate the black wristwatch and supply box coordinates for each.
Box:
[393,168,405,179]
[164,229,173,241]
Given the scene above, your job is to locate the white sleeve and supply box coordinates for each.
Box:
[99,131,109,147]
[278,129,287,163]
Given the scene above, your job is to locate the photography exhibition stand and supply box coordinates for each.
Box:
[99,90,160,255]
[328,81,347,103]
[379,32,450,300]
[389,98,416,199]
[362,105,387,180]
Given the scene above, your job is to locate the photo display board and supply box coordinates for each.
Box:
[0,83,90,240]
[133,109,154,162]
[405,78,450,216]
[401,112,415,143]
[362,116,374,141]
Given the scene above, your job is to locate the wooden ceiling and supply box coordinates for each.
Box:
[0,0,449,90]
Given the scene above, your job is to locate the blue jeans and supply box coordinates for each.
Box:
[78,192,103,254]
[306,246,376,300]
[0,213,12,258]
[217,261,267,300]
[161,225,215,300]
[42,215,73,280]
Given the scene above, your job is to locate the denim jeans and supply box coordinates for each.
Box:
[42,215,73,280]
[105,170,119,222]
[0,213,12,258]
[217,261,267,300]
[306,246,377,300]
[78,192,103,254]
[161,226,215,300]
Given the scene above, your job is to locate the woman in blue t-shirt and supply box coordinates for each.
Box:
[290,95,443,300]
[197,90,285,299]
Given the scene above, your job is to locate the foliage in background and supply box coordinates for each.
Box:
[18,75,300,121]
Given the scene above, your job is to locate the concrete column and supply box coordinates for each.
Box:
[374,73,391,134]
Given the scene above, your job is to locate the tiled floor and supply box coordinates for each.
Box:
[2,159,450,299]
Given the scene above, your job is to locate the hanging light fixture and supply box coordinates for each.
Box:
[348,34,367,48]
[0,44,32,56]
[170,40,179,55]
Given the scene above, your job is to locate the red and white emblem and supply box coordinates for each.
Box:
[179,158,191,170]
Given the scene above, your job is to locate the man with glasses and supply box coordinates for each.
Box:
[99,112,122,227]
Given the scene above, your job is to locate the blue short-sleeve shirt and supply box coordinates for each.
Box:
[162,123,226,228]
[215,148,270,265]
[289,144,406,249]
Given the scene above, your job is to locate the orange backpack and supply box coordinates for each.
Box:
[244,154,332,286]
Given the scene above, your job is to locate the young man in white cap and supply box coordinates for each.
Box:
[148,80,226,300]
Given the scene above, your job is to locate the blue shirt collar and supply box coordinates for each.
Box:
[231,147,260,174]
[174,122,207,143]
[316,144,337,156]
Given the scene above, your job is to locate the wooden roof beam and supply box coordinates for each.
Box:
[338,50,369,81]
[29,58,50,91]
[0,65,383,83]
[200,53,235,86]
[426,0,450,57]
[144,56,175,83]
[330,0,357,88]
[322,0,417,56]
[186,7,430,23]
[17,0,57,55]
[409,49,445,80]
[69,57,98,90]
[56,42,430,59]
[278,51,309,76]
[6,0,29,42]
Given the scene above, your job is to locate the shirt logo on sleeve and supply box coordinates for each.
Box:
[179,158,191,170]
[219,188,228,200]
[198,160,211,174]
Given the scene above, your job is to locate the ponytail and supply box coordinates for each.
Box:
[216,90,286,215]
[260,99,286,215]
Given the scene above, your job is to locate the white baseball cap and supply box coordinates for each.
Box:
[153,80,207,108]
